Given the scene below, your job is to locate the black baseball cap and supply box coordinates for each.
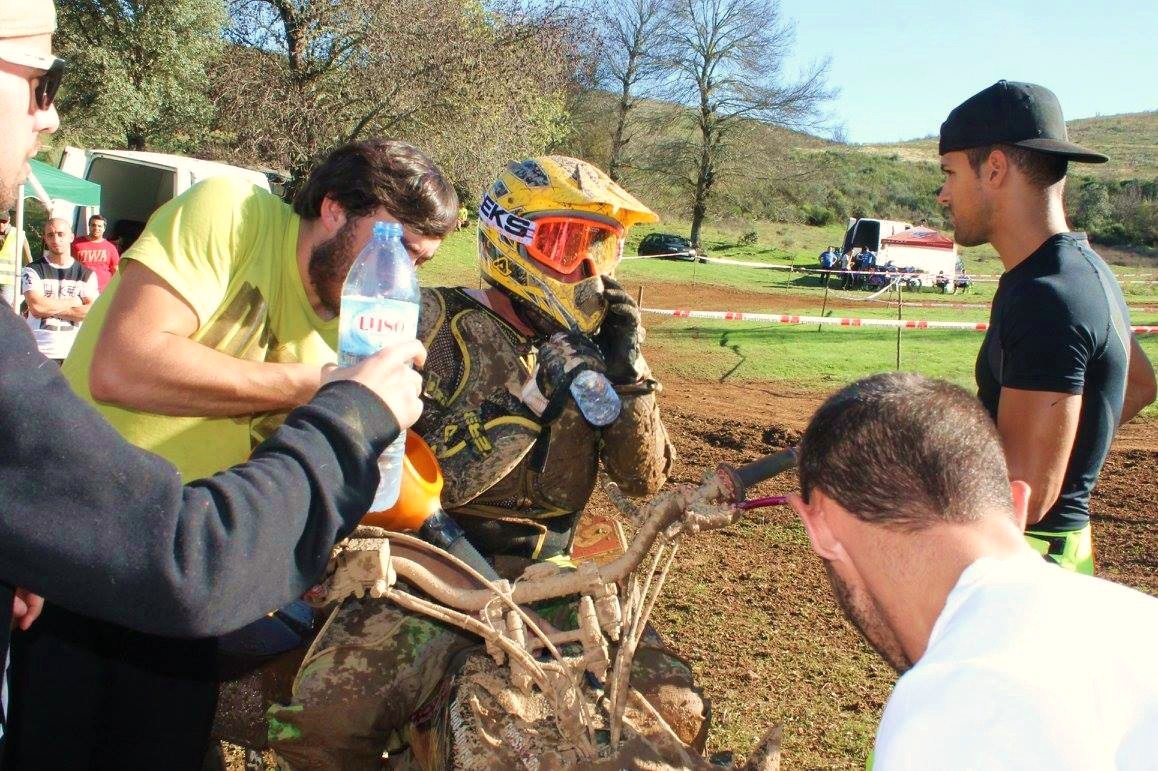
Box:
[939,80,1108,163]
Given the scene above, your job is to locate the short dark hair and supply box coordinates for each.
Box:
[294,139,459,238]
[797,372,1014,531]
[89,214,106,224]
[965,143,1067,188]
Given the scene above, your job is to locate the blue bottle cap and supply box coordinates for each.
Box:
[373,221,403,240]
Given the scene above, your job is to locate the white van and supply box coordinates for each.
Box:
[57,148,271,250]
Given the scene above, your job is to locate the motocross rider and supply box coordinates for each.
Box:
[267,157,708,768]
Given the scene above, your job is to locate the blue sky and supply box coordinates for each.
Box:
[776,0,1158,144]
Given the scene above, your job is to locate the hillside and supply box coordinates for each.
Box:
[857,111,1158,181]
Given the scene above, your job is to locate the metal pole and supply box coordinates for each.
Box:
[893,277,903,370]
[817,271,830,332]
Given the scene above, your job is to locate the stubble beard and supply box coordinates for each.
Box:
[824,561,913,675]
[1,173,17,212]
[308,219,360,317]
[948,192,994,248]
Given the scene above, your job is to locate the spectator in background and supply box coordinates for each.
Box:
[0,207,32,263]
[839,247,854,288]
[71,213,120,290]
[1,210,33,307]
[819,245,837,270]
[21,216,96,362]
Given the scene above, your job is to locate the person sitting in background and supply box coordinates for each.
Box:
[21,217,96,363]
[789,372,1158,769]
[71,213,120,290]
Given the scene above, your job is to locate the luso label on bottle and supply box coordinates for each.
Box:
[338,297,419,358]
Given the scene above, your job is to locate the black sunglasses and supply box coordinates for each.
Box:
[0,49,66,111]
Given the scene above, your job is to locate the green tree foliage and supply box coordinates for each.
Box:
[1067,177,1158,248]
[211,0,575,197]
[55,0,226,152]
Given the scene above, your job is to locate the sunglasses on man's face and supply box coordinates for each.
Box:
[0,47,65,111]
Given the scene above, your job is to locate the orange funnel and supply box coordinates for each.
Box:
[361,431,444,531]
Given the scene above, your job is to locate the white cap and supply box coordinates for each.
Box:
[0,0,57,38]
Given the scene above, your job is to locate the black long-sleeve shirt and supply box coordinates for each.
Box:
[0,303,397,652]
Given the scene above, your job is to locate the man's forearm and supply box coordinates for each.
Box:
[25,294,80,319]
[90,332,323,417]
[601,391,673,497]
[996,388,1082,526]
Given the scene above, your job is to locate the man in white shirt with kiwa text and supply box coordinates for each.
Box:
[789,371,1157,770]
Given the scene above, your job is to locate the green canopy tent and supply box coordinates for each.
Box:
[26,158,101,207]
[5,159,101,302]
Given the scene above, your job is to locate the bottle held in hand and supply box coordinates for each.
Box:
[339,221,421,511]
[569,368,621,426]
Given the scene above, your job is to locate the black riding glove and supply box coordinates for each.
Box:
[595,276,645,385]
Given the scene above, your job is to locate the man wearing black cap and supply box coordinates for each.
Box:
[937,80,1155,574]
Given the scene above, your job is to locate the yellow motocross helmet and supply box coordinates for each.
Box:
[478,156,658,334]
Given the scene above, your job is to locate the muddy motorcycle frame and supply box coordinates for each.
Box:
[222,448,797,769]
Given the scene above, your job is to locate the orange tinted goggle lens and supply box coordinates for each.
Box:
[527,218,623,276]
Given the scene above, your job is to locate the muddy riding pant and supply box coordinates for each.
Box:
[268,594,708,770]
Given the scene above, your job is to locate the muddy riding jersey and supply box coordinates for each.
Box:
[976,233,1130,534]
[415,287,673,560]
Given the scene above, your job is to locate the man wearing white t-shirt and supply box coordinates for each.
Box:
[21,217,96,362]
[789,372,1158,770]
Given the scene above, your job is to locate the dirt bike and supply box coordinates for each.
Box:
[211,447,798,770]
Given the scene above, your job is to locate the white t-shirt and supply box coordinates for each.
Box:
[21,258,98,360]
[873,554,1158,770]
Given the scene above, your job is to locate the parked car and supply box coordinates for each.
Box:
[637,233,706,262]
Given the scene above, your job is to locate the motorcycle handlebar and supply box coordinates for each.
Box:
[725,447,799,499]
[379,448,800,613]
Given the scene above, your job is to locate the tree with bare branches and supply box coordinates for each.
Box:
[594,0,673,182]
[662,0,832,246]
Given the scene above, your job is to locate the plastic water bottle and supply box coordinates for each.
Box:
[570,368,621,426]
[339,221,420,511]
